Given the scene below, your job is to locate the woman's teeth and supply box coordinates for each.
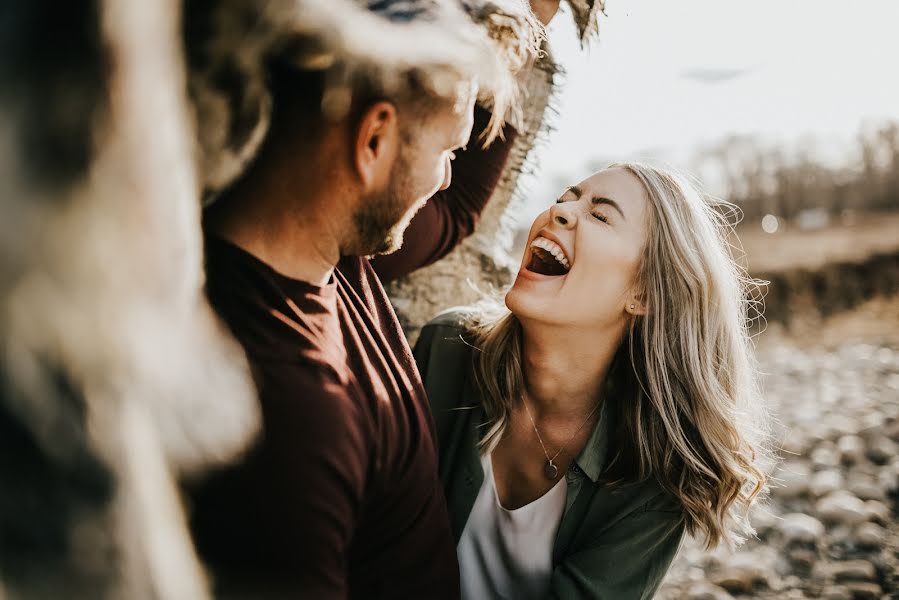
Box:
[530,237,570,270]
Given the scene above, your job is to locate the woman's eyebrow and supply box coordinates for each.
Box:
[592,197,626,220]
[566,185,626,220]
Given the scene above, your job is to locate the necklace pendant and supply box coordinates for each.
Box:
[543,460,559,480]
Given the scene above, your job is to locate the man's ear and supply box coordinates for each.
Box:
[354,101,399,190]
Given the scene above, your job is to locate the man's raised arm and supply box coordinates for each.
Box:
[370,105,518,282]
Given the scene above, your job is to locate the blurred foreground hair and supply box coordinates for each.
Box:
[186,0,543,194]
[0,0,541,596]
[467,162,771,549]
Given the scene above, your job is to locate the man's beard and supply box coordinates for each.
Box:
[351,152,421,257]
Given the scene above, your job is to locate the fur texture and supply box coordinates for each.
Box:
[187,0,544,194]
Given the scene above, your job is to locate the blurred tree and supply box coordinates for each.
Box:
[697,120,899,229]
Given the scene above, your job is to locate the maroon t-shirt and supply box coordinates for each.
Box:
[188,107,516,599]
[192,242,458,598]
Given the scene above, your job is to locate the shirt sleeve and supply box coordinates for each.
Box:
[548,498,686,600]
[249,360,372,598]
[370,105,518,282]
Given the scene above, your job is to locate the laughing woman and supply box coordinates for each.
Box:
[414,163,770,599]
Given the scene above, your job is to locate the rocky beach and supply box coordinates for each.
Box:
[658,298,899,599]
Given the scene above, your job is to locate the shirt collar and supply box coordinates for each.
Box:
[574,381,617,482]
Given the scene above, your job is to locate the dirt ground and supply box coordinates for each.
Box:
[733,212,899,274]
[757,296,899,350]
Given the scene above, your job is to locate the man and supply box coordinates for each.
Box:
[187,37,521,600]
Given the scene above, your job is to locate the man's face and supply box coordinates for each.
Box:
[352,86,477,256]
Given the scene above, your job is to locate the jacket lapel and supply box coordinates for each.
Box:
[442,362,486,543]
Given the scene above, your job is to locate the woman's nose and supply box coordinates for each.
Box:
[549,202,577,229]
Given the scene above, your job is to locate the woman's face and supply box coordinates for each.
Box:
[506,167,651,329]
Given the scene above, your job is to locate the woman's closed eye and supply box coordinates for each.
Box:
[555,196,609,223]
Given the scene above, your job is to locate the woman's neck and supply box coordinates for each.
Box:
[519,319,626,419]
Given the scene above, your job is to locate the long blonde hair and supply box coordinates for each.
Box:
[467,162,770,549]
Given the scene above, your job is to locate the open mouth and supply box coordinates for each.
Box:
[525,236,570,276]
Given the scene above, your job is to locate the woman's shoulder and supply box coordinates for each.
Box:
[423,306,475,331]
[415,307,477,358]
[413,306,480,412]
[586,473,685,534]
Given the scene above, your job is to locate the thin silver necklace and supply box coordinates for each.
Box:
[521,394,602,480]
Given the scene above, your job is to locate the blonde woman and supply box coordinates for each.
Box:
[414,163,770,600]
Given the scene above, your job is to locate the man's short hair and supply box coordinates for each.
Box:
[266,58,459,148]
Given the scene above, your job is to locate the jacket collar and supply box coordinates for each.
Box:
[466,371,618,484]
[573,380,617,482]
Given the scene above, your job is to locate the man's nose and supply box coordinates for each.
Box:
[439,155,452,191]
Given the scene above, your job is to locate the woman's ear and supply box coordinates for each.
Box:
[626,291,649,316]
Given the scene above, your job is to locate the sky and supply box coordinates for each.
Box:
[520,0,899,217]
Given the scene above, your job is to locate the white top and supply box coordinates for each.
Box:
[457,453,568,600]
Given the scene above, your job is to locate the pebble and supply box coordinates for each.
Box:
[787,548,817,570]
[864,500,891,525]
[830,524,854,546]
[878,464,899,494]
[707,572,758,595]
[780,430,812,456]
[684,582,734,600]
[779,513,825,545]
[867,436,898,464]
[845,581,883,599]
[749,506,778,538]
[810,469,844,497]
[811,443,843,470]
[815,559,877,582]
[819,585,852,600]
[708,554,770,594]
[847,475,887,501]
[774,461,812,498]
[815,491,870,525]
[854,522,886,549]
[837,434,867,464]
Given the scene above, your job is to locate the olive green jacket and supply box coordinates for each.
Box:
[414,311,686,600]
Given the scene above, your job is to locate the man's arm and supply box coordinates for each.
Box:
[249,361,370,597]
[370,105,518,282]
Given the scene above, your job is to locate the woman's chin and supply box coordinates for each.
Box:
[505,282,553,322]
[504,285,526,315]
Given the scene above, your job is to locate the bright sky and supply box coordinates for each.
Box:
[522,0,899,214]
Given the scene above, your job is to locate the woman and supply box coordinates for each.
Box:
[414,163,770,599]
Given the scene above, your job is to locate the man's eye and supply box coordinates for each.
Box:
[592,213,609,223]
